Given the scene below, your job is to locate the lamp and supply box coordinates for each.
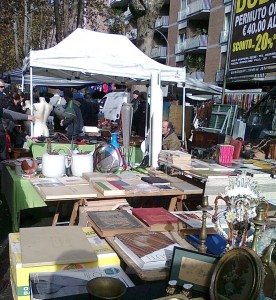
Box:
[251,202,268,252]
[197,196,213,253]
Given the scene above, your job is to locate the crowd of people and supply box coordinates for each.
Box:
[0,79,35,160]
[0,80,182,161]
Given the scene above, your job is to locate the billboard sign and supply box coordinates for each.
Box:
[228,0,276,77]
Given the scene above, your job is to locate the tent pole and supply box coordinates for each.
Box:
[150,71,162,168]
[21,74,24,92]
[182,84,187,151]
[30,67,34,138]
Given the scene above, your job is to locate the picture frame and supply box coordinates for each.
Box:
[210,247,264,300]
[169,247,219,294]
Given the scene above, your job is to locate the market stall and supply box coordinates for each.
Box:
[22,28,224,167]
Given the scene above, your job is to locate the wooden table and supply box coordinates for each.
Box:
[69,181,203,226]
[1,164,203,230]
[106,231,196,282]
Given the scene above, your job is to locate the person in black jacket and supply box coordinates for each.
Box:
[80,91,100,127]
[60,88,84,138]
[133,91,149,138]
[0,107,34,160]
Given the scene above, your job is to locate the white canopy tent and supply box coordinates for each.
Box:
[23,28,186,85]
[22,28,221,167]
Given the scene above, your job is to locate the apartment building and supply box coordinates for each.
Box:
[110,0,275,90]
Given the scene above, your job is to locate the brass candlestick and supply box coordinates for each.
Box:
[197,196,213,253]
[261,239,276,267]
[251,202,267,252]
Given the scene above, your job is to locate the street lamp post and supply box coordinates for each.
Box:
[155,29,169,65]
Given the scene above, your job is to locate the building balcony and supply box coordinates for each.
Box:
[178,9,187,22]
[187,0,211,20]
[151,46,167,60]
[224,0,232,5]
[178,21,187,30]
[126,29,137,41]
[175,42,185,55]
[184,35,208,53]
[188,71,205,81]
[109,0,128,7]
[155,16,169,31]
[216,69,225,84]
[176,55,184,63]
[220,30,229,44]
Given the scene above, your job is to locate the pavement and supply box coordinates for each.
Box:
[0,195,12,299]
[0,238,12,299]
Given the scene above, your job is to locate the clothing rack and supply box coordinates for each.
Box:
[223,91,265,113]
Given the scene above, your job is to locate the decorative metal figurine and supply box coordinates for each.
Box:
[212,173,266,250]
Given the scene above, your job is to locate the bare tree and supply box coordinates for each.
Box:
[53,0,108,42]
[129,0,164,56]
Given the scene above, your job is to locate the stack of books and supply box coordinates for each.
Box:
[158,150,191,170]
[31,177,98,200]
[92,180,129,196]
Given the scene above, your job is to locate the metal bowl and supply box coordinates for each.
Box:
[86,276,126,300]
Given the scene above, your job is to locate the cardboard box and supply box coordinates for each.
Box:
[9,227,120,298]
[11,275,29,300]
[30,267,134,300]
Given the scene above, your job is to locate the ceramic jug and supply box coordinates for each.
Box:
[42,153,66,177]
[70,152,93,177]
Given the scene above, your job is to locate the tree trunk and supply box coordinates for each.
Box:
[77,0,84,28]
[54,0,62,43]
[39,9,43,49]
[63,0,69,37]
[13,10,20,66]
[26,4,33,54]
[23,0,28,55]
[70,0,79,32]
[130,0,164,56]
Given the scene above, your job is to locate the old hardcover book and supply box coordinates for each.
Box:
[172,211,228,229]
[132,207,179,231]
[57,176,89,185]
[83,172,120,182]
[141,176,170,186]
[87,210,146,237]
[20,226,97,267]
[30,266,134,300]
[108,180,130,190]
[92,181,126,196]
[36,184,98,200]
[114,232,179,270]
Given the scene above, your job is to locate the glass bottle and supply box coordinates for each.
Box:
[180,283,193,299]
[165,280,177,296]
